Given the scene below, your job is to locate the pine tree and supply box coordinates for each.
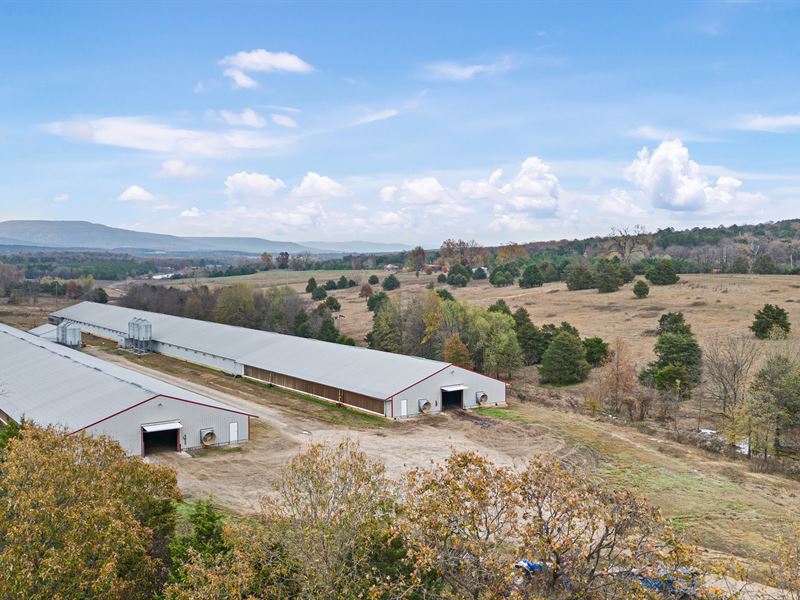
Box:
[539,332,591,385]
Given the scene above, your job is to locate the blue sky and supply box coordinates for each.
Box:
[1,1,799,246]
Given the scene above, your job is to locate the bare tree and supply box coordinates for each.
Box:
[609,225,649,264]
[703,335,760,418]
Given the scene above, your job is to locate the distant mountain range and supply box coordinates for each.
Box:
[0,221,413,256]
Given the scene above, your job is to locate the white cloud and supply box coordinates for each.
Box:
[737,113,800,133]
[219,108,267,128]
[224,171,285,202]
[380,177,449,205]
[159,159,203,179]
[351,109,399,127]
[118,185,155,202]
[598,188,646,217]
[625,139,761,212]
[53,193,70,204]
[422,56,512,81]
[271,113,298,128]
[627,125,716,143]
[219,49,314,88]
[497,157,560,214]
[292,172,349,198]
[44,116,290,157]
[181,207,200,218]
[193,81,207,94]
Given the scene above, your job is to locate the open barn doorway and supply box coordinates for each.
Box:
[142,422,181,456]
[441,385,466,411]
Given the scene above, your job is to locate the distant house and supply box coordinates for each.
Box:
[383,263,399,272]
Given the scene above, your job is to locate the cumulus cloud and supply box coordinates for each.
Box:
[737,113,800,133]
[219,49,314,88]
[118,185,155,202]
[44,116,289,157]
[224,171,286,202]
[625,139,755,212]
[423,55,513,81]
[598,188,646,217]
[292,172,349,198]
[381,177,449,205]
[181,207,200,218]
[271,113,298,128]
[219,108,267,128]
[159,159,202,179]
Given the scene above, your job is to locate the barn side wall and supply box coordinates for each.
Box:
[82,395,249,455]
[389,366,506,418]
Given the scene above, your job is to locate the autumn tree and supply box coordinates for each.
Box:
[444,333,474,369]
[403,452,520,599]
[407,245,427,271]
[214,284,259,328]
[495,242,529,264]
[0,427,180,600]
[359,282,373,298]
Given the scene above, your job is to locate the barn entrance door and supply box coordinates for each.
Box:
[142,421,182,456]
[229,422,238,443]
[441,385,467,411]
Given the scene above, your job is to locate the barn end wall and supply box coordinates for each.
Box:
[389,366,506,418]
[82,395,249,455]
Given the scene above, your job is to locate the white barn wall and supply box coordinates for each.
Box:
[390,366,506,418]
[83,395,250,455]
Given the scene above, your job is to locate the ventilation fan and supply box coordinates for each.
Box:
[418,399,432,414]
[475,391,489,405]
[200,429,217,446]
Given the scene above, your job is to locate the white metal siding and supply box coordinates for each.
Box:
[389,366,506,418]
[84,395,249,455]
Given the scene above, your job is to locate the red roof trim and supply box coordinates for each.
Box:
[68,394,257,435]
[384,364,452,400]
[450,364,510,385]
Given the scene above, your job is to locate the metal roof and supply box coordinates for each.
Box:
[0,323,254,432]
[28,323,57,341]
[52,302,459,400]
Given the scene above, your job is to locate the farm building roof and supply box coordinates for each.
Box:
[51,302,456,400]
[0,323,253,432]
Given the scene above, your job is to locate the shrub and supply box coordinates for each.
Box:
[728,256,750,274]
[519,264,544,288]
[336,275,349,289]
[368,274,379,285]
[437,273,447,283]
[436,289,454,302]
[324,280,337,291]
[366,291,389,312]
[645,260,679,285]
[750,304,791,339]
[752,254,777,274]
[311,286,327,301]
[324,296,341,311]
[618,264,635,283]
[539,332,591,385]
[382,274,400,291]
[633,280,650,299]
[89,287,109,304]
[658,311,692,336]
[489,264,517,287]
[583,337,609,367]
[305,277,317,293]
[471,267,487,280]
[348,279,358,288]
[594,259,623,293]
[488,299,512,316]
[565,264,595,291]
[447,263,471,287]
